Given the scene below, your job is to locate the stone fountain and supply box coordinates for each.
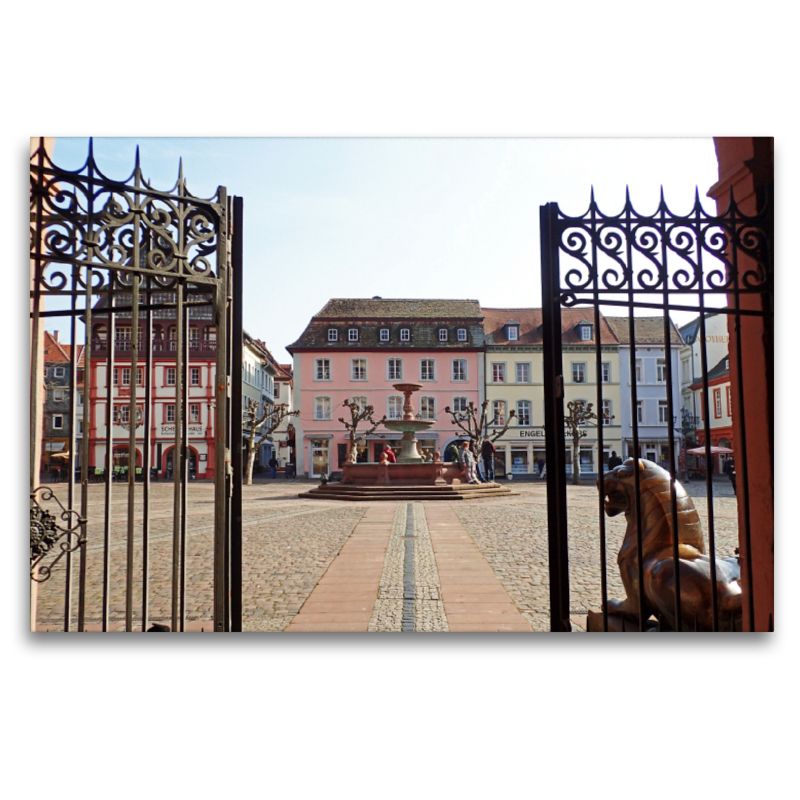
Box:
[384,383,434,463]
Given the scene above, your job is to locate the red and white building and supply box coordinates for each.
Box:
[87,293,219,478]
[690,353,733,473]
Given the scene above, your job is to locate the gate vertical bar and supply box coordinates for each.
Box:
[78,267,93,632]
[230,196,244,632]
[125,246,140,633]
[540,202,571,632]
[102,276,116,632]
[141,272,152,631]
[171,281,184,632]
[63,264,79,630]
[213,188,229,632]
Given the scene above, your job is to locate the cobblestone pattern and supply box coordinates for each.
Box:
[452,483,741,632]
[367,503,448,632]
[368,504,406,632]
[411,502,448,632]
[35,482,366,631]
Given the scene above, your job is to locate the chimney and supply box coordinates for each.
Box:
[52,331,59,342]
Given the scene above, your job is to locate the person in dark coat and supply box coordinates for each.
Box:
[607,450,622,471]
[268,455,279,479]
[723,456,736,495]
[480,439,495,482]
[537,458,546,479]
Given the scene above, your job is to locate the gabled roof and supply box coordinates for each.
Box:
[43,332,86,367]
[481,307,620,346]
[288,298,485,351]
[604,316,684,345]
[679,312,722,346]
[690,353,730,388]
[312,298,483,320]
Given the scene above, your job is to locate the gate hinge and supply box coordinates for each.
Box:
[556,375,564,398]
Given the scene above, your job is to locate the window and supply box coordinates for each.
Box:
[189,327,199,346]
[572,362,586,383]
[166,404,175,423]
[659,400,669,423]
[457,328,467,342]
[348,328,359,342]
[387,358,403,381]
[54,367,65,378]
[380,328,390,342]
[420,359,435,381]
[726,385,732,416]
[121,368,131,386]
[580,324,592,341]
[420,396,436,419]
[516,400,531,426]
[637,400,644,423]
[191,368,200,386]
[682,358,691,383]
[315,359,331,381]
[714,388,722,418]
[113,368,119,386]
[492,363,506,383]
[492,400,506,426]
[166,368,176,386]
[657,358,666,383]
[602,399,612,425]
[351,395,368,410]
[400,328,410,342]
[314,396,332,420]
[516,363,530,383]
[53,389,64,402]
[507,325,519,341]
[274,382,280,399]
[601,362,611,383]
[52,414,63,429]
[387,396,403,420]
[117,405,130,424]
[635,359,643,383]
[438,328,448,342]
[190,404,200,423]
[137,368,144,386]
[452,396,468,414]
[328,329,338,342]
[452,359,467,381]
[77,392,83,406]
[351,358,367,380]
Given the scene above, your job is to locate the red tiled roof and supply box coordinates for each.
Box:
[605,316,684,345]
[480,307,620,345]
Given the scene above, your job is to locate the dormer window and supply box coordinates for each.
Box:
[380,328,390,342]
[400,328,411,342]
[457,328,467,342]
[579,323,593,341]
[328,329,338,342]
[348,328,359,342]
[507,326,519,341]
[438,328,448,342]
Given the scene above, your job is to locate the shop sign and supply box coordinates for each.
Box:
[159,424,205,437]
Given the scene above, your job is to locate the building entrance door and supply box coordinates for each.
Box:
[310,440,329,477]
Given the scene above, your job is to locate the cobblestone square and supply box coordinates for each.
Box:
[35,477,740,632]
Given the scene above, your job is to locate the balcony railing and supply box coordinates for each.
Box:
[92,338,218,356]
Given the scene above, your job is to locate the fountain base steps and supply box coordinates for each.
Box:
[299,483,517,501]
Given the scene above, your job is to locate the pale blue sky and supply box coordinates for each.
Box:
[51,137,719,362]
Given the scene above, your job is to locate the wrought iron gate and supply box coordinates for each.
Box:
[30,138,244,632]
[541,187,772,632]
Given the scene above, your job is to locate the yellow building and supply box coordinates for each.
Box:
[481,308,622,478]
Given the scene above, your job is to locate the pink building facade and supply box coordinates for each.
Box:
[288,299,486,478]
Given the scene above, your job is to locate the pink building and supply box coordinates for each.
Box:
[287,299,485,478]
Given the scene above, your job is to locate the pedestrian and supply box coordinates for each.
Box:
[537,457,546,479]
[382,443,397,464]
[607,450,622,471]
[268,455,279,479]
[723,456,736,496]
[447,442,460,464]
[481,438,496,483]
[461,441,478,484]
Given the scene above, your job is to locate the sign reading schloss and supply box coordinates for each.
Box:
[159,424,205,437]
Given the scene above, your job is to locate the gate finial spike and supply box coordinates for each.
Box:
[134,144,141,170]
[178,157,184,185]
[88,136,95,160]
[590,185,596,203]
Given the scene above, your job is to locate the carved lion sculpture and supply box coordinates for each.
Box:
[588,458,742,632]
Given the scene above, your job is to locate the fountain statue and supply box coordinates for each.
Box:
[383,383,435,463]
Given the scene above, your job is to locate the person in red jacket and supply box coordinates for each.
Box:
[382,443,397,463]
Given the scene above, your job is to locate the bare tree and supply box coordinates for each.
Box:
[243,400,299,485]
[564,399,613,485]
[443,399,516,463]
[338,399,387,462]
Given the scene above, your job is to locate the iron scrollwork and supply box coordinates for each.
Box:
[30,488,85,583]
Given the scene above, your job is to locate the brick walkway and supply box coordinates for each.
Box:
[288,503,532,632]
